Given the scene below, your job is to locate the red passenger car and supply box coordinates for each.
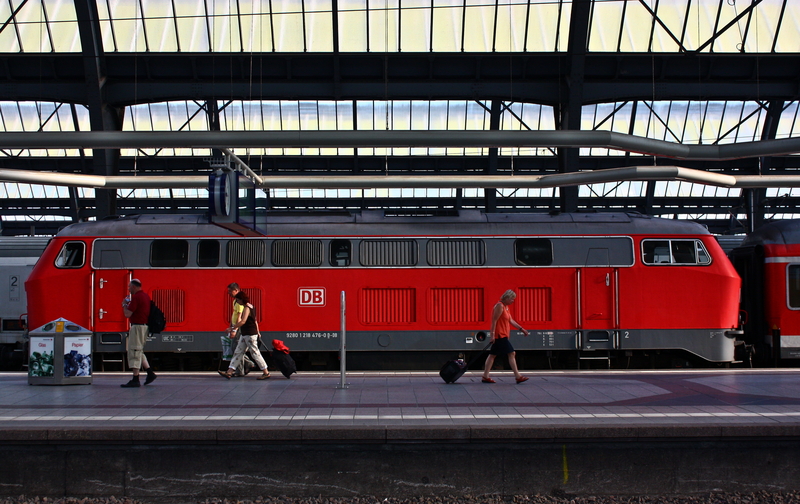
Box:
[26,211,741,369]
[730,220,800,363]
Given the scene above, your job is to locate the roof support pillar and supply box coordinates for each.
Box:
[484,99,502,212]
[745,99,784,232]
[557,0,591,213]
[75,0,122,220]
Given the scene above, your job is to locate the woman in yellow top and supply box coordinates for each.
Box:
[482,289,529,384]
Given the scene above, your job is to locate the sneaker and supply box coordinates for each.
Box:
[121,378,140,388]
[144,371,157,385]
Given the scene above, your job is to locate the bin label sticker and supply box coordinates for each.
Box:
[29,337,55,377]
[64,335,92,377]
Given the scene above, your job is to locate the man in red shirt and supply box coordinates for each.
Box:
[121,279,157,387]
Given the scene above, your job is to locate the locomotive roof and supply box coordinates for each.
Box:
[740,219,800,247]
[55,211,711,238]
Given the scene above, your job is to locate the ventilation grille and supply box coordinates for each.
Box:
[151,289,184,324]
[517,287,552,322]
[360,240,417,266]
[429,288,484,324]
[227,240,266,267]
[427,240,485,266]
[360,288,416,324]
[224,288,263,324]
[272,240,322,267]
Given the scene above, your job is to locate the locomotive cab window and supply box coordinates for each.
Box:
[515,239,553,266]
[150,240,189,267]
[642,239,711,265]
[788,265,800,309]
[197,240,220,267]
[330,239,351,267]
[55,241,85,268]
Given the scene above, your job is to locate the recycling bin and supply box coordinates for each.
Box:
[28,318,92,385]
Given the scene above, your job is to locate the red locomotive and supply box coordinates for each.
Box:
[25,211,741,369]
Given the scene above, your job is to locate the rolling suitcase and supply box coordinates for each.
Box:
[269,339,297,379]
[439,342,492,384]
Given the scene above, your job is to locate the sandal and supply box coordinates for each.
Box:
[516,376,529,383]
[218,370,232,380]
[481,377,496,383]
[257,371,271,380]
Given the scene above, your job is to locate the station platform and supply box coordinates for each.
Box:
[2,368,800,500]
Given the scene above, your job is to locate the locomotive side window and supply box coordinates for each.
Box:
[643,241,671,263]
[695,241,711,264]
[788,265,800,309]
[360,240,417,266]
[671,240,697,263]
[150,240,189,267]
[55,241,85,268]
[427,239,485,266]
[227,239,266,267]
[515,239,552,266]
[272,240,322,267]
[197,240,220,267]
[642,239,711,265]
[330,239,351,267]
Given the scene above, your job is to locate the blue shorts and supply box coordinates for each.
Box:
[490,338,514,355]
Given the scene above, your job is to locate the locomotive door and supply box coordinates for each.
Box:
[93,270,132,331]
[579,267,617,350]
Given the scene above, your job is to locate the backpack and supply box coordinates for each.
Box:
[148,300,167,334]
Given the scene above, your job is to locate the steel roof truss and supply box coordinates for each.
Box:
[698,0,764,53]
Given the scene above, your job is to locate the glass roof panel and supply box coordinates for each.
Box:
[173,0,210,52]
[14,0,52,52]
[45,0,79,51]
[1,0,799,54]
[0,102,89,157]
[588,0,796,53]
[338,1,366,51]
[648,1,688,52]
[141,0,177,52]
[104,0,147,51]
[776,101,800,143]
[463,1,495,52]
[746,0,785,52]
[206,0,239,52]
[615,100,768,147]
[579,181,648,198]
[306,2,334,51]
[399,0,427,52]
[431,0,460,52]
[774,0,800,52]
[500,102,557,157]
[654,180,741,198]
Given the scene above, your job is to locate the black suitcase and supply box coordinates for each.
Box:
[271,350,297,379]
[439,342,492,384]
[439,359,468,383]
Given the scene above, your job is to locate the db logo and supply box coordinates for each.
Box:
[298,287,325,307]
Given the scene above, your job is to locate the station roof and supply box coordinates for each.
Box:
[0,0,799,236]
